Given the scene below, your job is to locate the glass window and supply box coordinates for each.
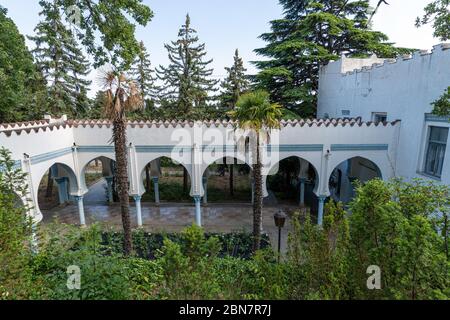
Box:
[424,126,448,178]
[372,112,387,123]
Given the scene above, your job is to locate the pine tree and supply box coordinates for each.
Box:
[254,0,412,117]
[220,49,250,110]
[130,41,157,110]
[86,90,105,119]
[28,0,91,117]
[156,14,218,114]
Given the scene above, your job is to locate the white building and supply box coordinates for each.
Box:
[1,44,448,230]
[1,117,400,227]
[318,43,450,201]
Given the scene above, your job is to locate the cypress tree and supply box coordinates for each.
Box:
[28,0,91,118]
[220,49,250,110]
[254,0,412,117]
[156,14,218,114]
[130,41,157,111]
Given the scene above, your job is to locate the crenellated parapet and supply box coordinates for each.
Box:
[323,43,450,78]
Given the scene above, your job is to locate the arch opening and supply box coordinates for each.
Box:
[141,157,192,203]
[202,157,252,203]
[37,163,78,221]
[266,156,319,211]
[328,156,382,204]
[81,156,117,204]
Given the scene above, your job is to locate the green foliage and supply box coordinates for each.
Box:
[0,8,46,122]
[129,41,157,111]
[1,172,448,300]
[228,90,283,132]
[0,148,36,299]
[219,49,250,109]
[57,0,153,68]
[156,14,219,114]
[347,179,449,299]
[28,0,92,118]
[101,228,270,260]
[254,0,412,116]
[286,205,351,300]
[431,86,450,119]
[416,0,450,41]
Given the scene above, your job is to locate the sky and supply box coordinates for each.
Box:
[0,0,440,97]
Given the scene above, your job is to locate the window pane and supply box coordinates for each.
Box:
[430,127,449,143]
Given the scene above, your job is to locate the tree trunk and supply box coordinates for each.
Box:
[145,164,151,193]
[46,168,54,198]
[229,164,234,196]
[183,167,188,193]
[112,117,132,256]
[252,133,263,252]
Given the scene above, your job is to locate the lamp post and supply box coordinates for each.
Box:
[273,210,287,263]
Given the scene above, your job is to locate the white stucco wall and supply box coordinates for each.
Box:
[318,43,450,185]
[0,118,401,223]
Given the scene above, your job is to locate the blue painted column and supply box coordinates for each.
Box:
[152,177,160,205]
[55,177,69,204]
[134,195,143,227]
[105,176,113,204]
[317,196,327,226]
[75,195,86,226]
[299,178,306,206]
[202,176,208,205]
[193,196,202,226]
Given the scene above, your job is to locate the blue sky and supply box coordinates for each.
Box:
[0,0,439,95]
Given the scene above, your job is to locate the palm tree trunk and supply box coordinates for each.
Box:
[252,133,263,252]
[112,117,133,256]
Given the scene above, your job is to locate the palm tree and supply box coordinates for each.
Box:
[101,71,143,256]
[228,90,282,251]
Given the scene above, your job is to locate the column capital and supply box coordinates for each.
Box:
[74,195,84,201]
[192,195,202,202]
[133,195,142,202]
[318,195,327,201]
[152,176,159,183]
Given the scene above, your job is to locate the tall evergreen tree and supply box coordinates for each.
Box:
[0,6,46,123]
[28,0,91,117]
[220,49,250,195]
[156,14,218,114]
[220,49,250,110]
[130,41,157,110]
[254,0,412,117]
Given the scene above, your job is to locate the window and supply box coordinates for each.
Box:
[424,126,449,178]
[372,112,387,123]
[341,110,350,116]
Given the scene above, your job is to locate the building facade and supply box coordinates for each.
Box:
[318,43,450,201]
[1,117,400,227]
